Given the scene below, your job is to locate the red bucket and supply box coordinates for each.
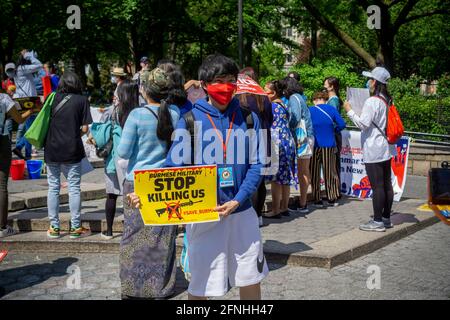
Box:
[10,160,25,180]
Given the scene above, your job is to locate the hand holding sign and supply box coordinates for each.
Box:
[134,165,219,226]
[127,192,142,209]
[215,200,240,218]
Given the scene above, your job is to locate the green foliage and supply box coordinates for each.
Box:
[395,95,450,135]
[388,74,450,135]
[288,58,364,103]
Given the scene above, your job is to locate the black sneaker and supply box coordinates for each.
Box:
[263,213,282,219]
[313,201,325,208]
[327,200,339,207]
[280,210,290,217]
[298,205,309,214]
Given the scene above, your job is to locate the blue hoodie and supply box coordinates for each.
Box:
[165,97,263,214]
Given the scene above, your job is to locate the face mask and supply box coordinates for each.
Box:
[111,76,117,84]
[6,71,15,79]
[206,82,237,106]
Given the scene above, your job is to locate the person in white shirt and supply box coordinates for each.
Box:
[344,66,397,232]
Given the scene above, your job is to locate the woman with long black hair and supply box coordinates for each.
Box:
[344,67,397,232]
[88,79,139,239]
[117,67,180,299]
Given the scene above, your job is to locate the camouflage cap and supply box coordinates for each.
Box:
[141,67,169,93]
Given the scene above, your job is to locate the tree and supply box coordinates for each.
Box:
[294,0,449,74]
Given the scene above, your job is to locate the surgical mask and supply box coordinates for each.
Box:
[206,82,237,106]
[111,76,118,84]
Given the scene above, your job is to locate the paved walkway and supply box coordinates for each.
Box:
[1,222,449,300]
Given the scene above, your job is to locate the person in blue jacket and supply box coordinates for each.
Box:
[309,91,346,208]
[165,54,268,300]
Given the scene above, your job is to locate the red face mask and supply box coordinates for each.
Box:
[206,82,237,106]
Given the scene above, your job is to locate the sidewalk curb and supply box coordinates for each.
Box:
[8,183,106,212]
[262,213,439,269]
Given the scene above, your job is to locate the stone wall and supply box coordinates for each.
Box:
[408,143,450,176]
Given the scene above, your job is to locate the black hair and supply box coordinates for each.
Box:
[198,54,239,83]
[288,71,300,82]
[45,62,58,74]
[373,80,392,104]
[116,79,139,128]
[158,60,188,107]
[324,76,343,106]
[282,76,304,98]
[267,80,285,98]
[57,71,83,95]
[141,76,174,149]
[16,56,31,67]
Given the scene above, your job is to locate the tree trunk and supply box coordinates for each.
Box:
[310,18,318,64]
[376,4,395,73]
[300,0,377,68]
[244,36,253,68]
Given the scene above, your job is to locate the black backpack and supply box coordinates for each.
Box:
[183,107,254,164]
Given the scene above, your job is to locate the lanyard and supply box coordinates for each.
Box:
[206,112,236,162]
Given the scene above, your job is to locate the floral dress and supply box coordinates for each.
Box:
[270,101,297,185]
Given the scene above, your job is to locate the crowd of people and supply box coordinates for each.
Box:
[0,51,398,299]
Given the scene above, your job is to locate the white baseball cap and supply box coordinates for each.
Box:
[5,63,16,71]
[362,67,391,84]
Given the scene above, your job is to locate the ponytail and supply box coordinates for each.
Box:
[157,99,175,149]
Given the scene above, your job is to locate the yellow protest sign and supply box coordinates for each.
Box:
[134,165,219,226]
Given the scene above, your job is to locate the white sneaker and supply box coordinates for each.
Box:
[0,226,17,238]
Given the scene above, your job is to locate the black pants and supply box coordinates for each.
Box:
[365,159,394,222]
[251,181,267,217]
[0,135,11,229]
[105,193,118,235]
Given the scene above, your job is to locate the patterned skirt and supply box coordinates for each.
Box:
[120,180,177,299]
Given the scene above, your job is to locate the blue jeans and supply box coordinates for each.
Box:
[47,162,82,229]
[15,115,36,157]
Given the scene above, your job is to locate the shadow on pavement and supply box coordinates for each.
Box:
[264,240,313,270]
[262,196,355,226]
[0,257,78,298]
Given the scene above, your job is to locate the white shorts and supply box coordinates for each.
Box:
[186,207,269,297]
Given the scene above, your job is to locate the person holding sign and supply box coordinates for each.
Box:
[344,67,397,232]
[164,54,268,300]
[117,68,180,299]
[5,50,42,160]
